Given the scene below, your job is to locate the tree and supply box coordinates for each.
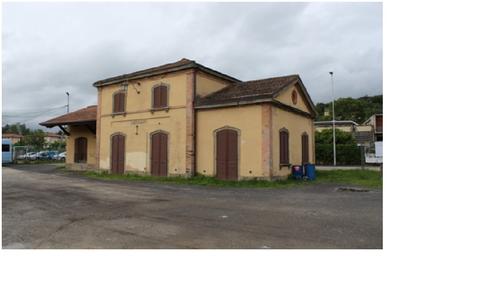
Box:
[315,128,356,145]
[2,123,30,135]
[48,140,66,151]
[22,129,46,150]
[314,95,382,123]
[315,129,360,165]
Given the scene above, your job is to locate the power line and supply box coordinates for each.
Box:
[2,105,67,118]
[2,106,68,124]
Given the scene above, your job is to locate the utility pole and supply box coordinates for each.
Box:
[329,72,336,166]
[66,92,70,113]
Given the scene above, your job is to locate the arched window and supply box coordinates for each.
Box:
[292,90,298,105]
[74,137,87,163]
[113,92,125,113]
[152,85,168,109]
[279,129,289,165]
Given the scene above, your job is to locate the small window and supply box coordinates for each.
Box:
[292,90,298,105]
[74,137,87,163]
[152,85,168,109]
[2,144,10,152]
[113,92,125,113]
[301,133,309,164]
[279,129,289,165]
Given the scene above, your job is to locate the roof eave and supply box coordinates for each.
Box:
[93,62,240,88]
[195,98,274,109]
[195,99,314,119]
[93,63,196,87]
[39,120,96,128]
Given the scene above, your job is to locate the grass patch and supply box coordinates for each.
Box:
[84,171,300,188]
[84,169,382,189]
[316,170,382,189]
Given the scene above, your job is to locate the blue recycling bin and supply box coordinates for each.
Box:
[303,163,316,180]
[291,165,303,180]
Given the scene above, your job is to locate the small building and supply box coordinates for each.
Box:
[41,58,317,180]
[2,133,23,145]
[314,120,358,133]
[363,114,383,141]
[313,120,374,146]
[40,106,97,170]
[44,132,65,143]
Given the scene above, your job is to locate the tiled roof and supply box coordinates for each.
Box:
[93,58,240,87]
[195,74,300,107]
[2,133,23,138]
[45,132,63,137]
[40,105,97,127]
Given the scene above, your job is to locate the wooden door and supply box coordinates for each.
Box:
[216,129,238,180]
[111,134,125,174]
[74,137,87,163]
[302,133,309,164]
[151,132,168,176]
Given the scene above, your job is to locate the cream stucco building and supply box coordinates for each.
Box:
[41,58,317,180]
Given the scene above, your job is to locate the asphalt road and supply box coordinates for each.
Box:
[2,164,382,249]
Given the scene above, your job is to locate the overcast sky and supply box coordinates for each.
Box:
[2,2,382,129]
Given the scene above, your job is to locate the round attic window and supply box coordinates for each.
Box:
[292,90,298,105]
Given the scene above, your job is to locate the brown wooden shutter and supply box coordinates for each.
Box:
[81,138,87,163]
[152,86,168,109]
[153,87,160,108]
[216,130,227,179]
[74,137,87,163]
[302,134,309,164]
[285,132,289,164]
[74,138,79,162]
[118,135,125,173]
[161,86,168,107]
[279,132,284,164]
[226,130,238,180]
[111,136,118,172]
[119,93,125,112]
[111,134,125,174]
[113,94,119,113]
[279,130,289,165]
[113,93,125,113]
[151,132,168,176]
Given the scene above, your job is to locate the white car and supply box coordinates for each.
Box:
[55,152,66,161]
[27,152,38,160]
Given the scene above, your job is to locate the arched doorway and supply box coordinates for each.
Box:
[150,131,168,176]
[74,137,87,163]
[111,134,125,174]
[216,128,238,180]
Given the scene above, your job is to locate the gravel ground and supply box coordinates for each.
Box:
[2,164,382,249]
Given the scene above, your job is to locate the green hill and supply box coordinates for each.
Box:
[315,95,382,124]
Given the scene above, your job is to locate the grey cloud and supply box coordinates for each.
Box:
[2,2,382,129]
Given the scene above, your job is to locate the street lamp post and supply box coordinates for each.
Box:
[66,92,70,113]
[329,72,336,166]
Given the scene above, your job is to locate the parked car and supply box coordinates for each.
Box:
[17,153,28,160]
[27,152,38,160]
[47,151,59,160]
[55,152,66,161]
[35,151,48,160]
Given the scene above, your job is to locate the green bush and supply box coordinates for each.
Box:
[315,143,361,165]
[315,129,361,165]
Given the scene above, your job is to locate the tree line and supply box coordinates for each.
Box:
[2,123,65,151]
[315,95,382,124]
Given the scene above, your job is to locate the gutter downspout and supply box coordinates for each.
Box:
[192,69,197,176]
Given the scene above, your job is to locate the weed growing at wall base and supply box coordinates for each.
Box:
[83,169,382,189]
